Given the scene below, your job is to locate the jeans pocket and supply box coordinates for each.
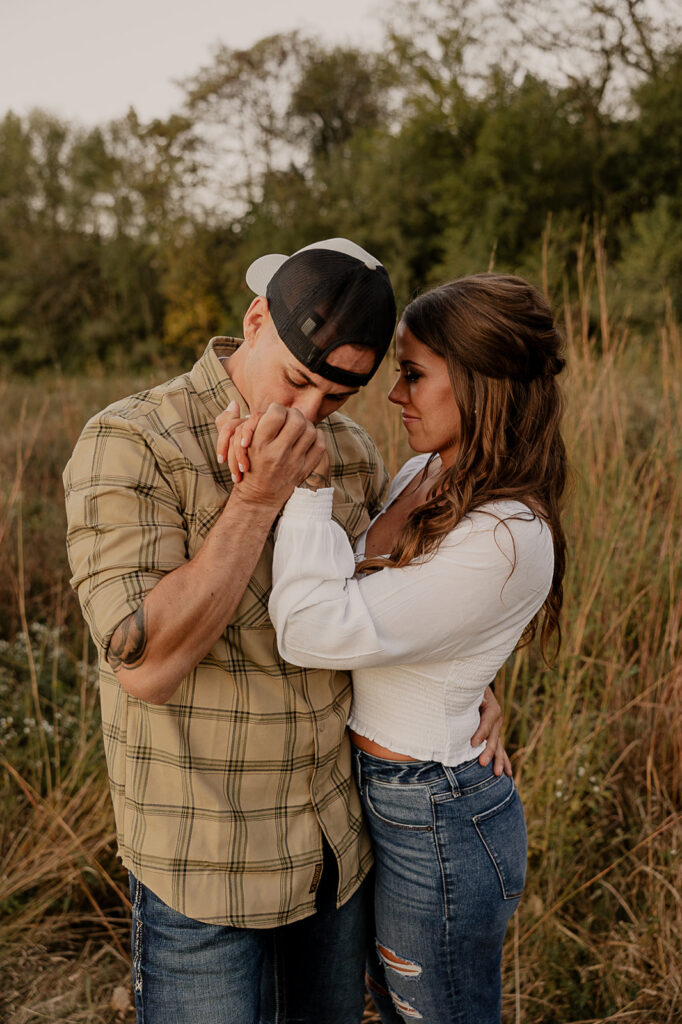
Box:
[473,782,527,899]
[363,780,434,832]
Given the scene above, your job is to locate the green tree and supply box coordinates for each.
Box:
[289,47,392,160]
[627,48,682,212]
[0,108,196,372]
[432,73,605,273]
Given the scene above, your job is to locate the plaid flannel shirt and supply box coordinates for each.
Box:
[64,337,388,926]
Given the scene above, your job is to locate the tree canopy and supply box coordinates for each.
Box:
[1,0,680,373]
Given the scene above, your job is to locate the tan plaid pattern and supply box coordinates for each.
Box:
[64,337,388,926]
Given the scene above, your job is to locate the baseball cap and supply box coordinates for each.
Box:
[245,238,396,386]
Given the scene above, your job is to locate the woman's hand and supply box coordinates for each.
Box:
[471,686,512,777]
[215,401,261,480]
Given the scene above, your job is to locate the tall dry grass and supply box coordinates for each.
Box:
[1,239,680,1022]
[494,234,681,1022]
[0,371,160,1022]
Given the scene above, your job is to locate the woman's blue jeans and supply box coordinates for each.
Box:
[353,747,527,1024]
[127,837,370,1024]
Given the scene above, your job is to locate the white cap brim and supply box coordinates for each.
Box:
[245,254,289,295]
[245,237,382,296]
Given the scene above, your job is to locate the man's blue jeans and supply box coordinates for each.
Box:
[128,838,370,1024]
[354,748,527,1024]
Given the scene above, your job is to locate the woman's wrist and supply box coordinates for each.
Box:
[281,485,334,521]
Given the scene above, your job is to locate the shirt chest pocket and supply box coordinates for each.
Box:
[185,506,274,630]
[332,498,371,548]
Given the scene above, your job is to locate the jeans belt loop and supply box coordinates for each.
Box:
[443,764,461,799]
[353,747,362,789]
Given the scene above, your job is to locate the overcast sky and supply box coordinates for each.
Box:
[1,0,385,125]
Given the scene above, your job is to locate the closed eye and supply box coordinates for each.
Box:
[285,372,354,403]
[284,373,308,389]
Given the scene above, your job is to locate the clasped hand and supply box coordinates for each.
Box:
[215,401,330,507]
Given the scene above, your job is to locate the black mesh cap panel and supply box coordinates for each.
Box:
[265,249,396,386]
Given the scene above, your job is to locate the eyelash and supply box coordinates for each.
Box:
[395,367,421,383]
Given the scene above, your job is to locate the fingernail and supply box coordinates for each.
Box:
[217,454,224,464]
[238,463,244,473]
[227,400,238,413]
[231,473,238,483]
[241,438,248,447]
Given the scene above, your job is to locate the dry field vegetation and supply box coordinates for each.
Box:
[1,241,680,1023]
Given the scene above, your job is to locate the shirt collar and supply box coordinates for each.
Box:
[189,337,250,421]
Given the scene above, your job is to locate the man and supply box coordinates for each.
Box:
[64,238,504,1024]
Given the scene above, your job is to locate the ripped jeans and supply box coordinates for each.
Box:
[353,747,527,1024]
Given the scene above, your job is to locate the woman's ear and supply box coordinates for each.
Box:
[243,295,269,346]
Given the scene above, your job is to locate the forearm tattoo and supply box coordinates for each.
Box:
[107,603,149,672]
[300,471,330,490]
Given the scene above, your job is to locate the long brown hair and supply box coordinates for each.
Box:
[360,273,568,661]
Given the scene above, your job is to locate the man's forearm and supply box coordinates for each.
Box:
[107,490,279,704]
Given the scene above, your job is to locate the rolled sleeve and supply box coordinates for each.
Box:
[64,414,187,655]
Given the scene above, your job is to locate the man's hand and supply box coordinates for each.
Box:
[228,405,328,508]
[218,404,330,493]
[471,686,512,777]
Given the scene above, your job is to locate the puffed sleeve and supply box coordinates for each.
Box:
[269,487,553,670]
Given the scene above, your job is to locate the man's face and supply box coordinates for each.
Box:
[235,297,375,425]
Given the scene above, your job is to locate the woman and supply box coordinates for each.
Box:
[228,273,567,1024]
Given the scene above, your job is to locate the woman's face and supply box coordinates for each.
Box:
[389,320,462,468]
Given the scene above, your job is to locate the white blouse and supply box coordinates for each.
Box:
[269,455,554,765]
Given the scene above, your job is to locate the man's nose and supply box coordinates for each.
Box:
[292,392,325,423]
